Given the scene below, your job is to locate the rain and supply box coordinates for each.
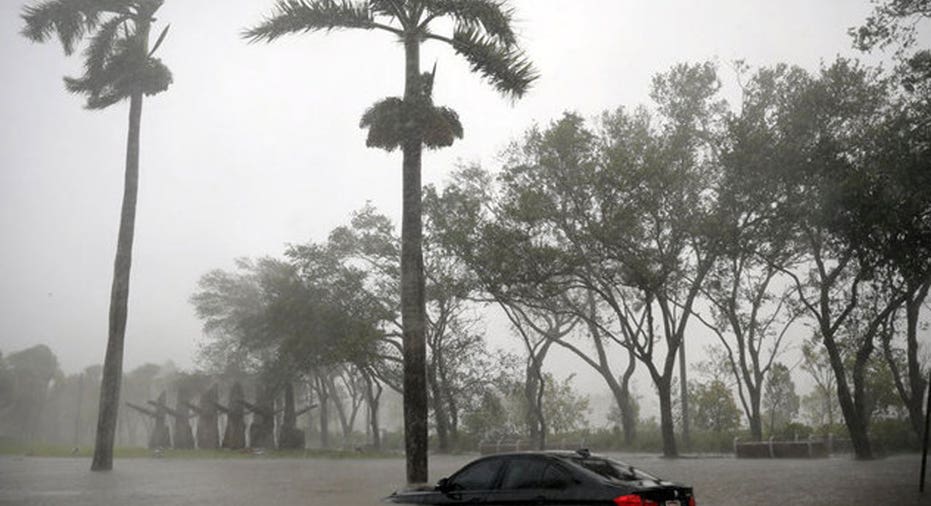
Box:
[1,1,930,505]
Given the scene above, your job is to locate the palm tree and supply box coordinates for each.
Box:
[21,0,172,471]
[245,0,537,484]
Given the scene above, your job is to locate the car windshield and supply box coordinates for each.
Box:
[570,457,658,483]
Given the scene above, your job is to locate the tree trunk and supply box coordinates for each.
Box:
[195,384,220,450]
[903,280,930,439]
[428,357,449,453]
[364,374,382,450]
[91,80,145,471]
[221,382,246,450]
[317,374,330,449]
[822,334,873,459]
[172,386,195,449]
[401,35,428,485]
[678,335,690,451]
[583,301,636,446]
[748,386,763,441]
[73,372,84,447]
[525,354,548,450]
[446,388,460,450]
[279,383,305,450]
[657,378,678,458]
[621,348,638,445]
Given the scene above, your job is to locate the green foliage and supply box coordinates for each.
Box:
[851,0,930,53]
[462,390,510,440]
[541,374,590,435]
[763,363,799,435]
[359,72,464,152]
[0,352,14,409]
[0,345,63,442]
[191,255,384,383]
[799,337,841,426]
[871,417,922,452]
[245,1,537,98]
[450,25,537,98]
[21,0,172,110]
[770,421,813,441]
[690,380,742,433]
[64,37,172,109]
[243,0,377,42]
[421,0,517,46]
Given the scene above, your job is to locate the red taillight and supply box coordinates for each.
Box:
[688,496,696,506]
[613,495,659,506]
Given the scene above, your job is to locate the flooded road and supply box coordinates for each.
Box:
[0,453,926,505]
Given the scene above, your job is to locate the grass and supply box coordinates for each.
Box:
[0,440,402,460]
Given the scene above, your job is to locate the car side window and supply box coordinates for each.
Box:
[451,458,503,491]
[500,458,547,490]
[541,464,572,489]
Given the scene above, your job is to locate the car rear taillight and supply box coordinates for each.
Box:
[613,494,660,506]
[688,496,696,506]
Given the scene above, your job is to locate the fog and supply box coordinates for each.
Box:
[1,2,930,502]
[0,0,898,375]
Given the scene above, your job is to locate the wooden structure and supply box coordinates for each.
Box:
[242,383,278,449]
[149,386,195,449]
[185,383,220,450]
[126,391,171,449]
[215,382,246,449]
[278,383,316,450]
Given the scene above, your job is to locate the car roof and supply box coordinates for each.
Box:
[485,450,601,459]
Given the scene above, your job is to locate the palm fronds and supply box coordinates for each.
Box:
[369,0,405,21]
[450,25,537,98]
[22,0,173,110]
[244,0,381,43]
[360,97,405,151]
[359,96,463,151]
[422,0,516,45]
[65,35,172,109]
[21,0,131,54]
[421,105,463,149]
[83,15,128,77]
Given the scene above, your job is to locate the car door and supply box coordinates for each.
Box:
[484,456,551,506]
[488,458,582,506]
[436,456,506,505]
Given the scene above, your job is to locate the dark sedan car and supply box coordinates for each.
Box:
[385,450,695,506]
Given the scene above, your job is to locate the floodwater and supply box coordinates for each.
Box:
[0,453,927,505]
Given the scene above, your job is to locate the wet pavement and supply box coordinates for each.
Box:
[0,453,927,505]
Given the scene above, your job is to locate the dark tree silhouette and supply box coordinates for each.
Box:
[244,0,536,484]
[20,0,172,471]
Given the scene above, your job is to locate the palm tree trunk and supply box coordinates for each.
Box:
[401,35,428,485]
[90,87,144,471]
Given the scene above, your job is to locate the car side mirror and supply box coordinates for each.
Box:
[436,478,450,492]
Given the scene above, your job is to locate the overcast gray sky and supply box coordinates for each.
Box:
[0,0,918,392]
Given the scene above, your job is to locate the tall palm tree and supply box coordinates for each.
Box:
[21,0,172,471]
[246,0,537,484]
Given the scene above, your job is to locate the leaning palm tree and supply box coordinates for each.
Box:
[245,0,537,484]
[21,0,172,471]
